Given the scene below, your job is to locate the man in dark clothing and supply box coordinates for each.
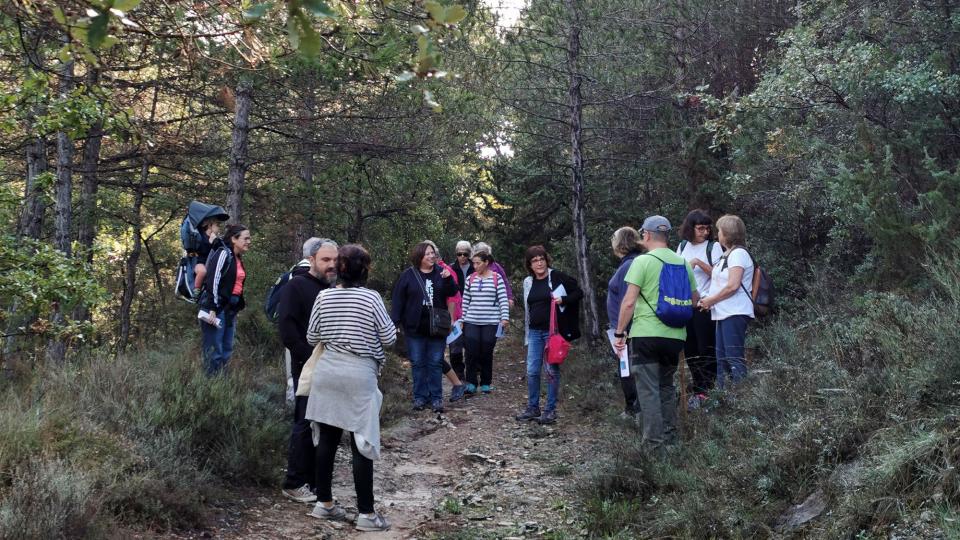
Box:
[451,240,475,295]
[278,237,338,502]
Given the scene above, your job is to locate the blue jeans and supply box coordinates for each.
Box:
[200,309,237,376]
[526,329,560,412]
[406,334,445,403]
[716,315,750,389]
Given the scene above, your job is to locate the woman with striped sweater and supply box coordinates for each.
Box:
[461,247,510,395]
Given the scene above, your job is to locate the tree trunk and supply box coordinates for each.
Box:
[291,91,316,262]
[118,161,148,352]
[46,54,75,365]
[77,70,103,264]
[19,136,48,240]
[565,0,601,340]
[226,79,252,225]
[17,25,48,241]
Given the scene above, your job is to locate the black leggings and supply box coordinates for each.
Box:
[464,323,497,386]
[314,423,374,513]
[684,309,716,394]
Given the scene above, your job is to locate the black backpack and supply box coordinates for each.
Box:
[264,262,310,322]
[678,239,718,267]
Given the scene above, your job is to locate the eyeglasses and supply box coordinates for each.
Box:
[695,225,711,231]
[530,256,546,263]
[456,252,470,257]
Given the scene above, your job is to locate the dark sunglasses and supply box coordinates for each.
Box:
[456,252,470,257]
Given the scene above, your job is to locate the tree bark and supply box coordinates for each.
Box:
[18,135,47,240]
[292,90,316,262]
[118,161,148,352]
[46,53,75,365]
[77,69,103,264]
[226,79,252,225]
[565,0,601,340]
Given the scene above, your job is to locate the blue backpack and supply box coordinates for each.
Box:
[638,253,694,328]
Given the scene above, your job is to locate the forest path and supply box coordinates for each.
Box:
[201,336,602,539]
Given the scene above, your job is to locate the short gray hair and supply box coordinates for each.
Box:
[472,241,492,257]
[455,240,471,252]
[303,237,338,257]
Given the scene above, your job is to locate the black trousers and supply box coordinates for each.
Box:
[613,350,639,413]
[684,309,717,394]
[283,359,315,489]
[314,423,374,514]
[449,335,466,380]
[464,323,497,386]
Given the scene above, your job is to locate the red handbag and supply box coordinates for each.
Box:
[544,298,570,365]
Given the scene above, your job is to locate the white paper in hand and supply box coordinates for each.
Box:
[446,320,463,344]
[552,284,567,312]
[606,329,630,377]
[197,310,221,328]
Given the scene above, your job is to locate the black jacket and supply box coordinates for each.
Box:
[452,262,474,295]
[524,268,583,342]
[200,238,246,312]
[277,272,329,373]
[391,266,457,335]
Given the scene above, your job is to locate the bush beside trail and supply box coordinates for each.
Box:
[578,256,960,538]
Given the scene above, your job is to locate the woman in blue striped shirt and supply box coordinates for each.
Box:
[461,247,510,395]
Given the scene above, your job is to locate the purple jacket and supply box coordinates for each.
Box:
[490,261,514,301]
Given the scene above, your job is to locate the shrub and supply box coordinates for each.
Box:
[0,459,98,540]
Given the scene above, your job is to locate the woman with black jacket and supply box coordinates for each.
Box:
[199,224,252,375]
[515,245,583,425]
[390,241,457,413]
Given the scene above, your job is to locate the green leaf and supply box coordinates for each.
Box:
[111,0,141,10]
[424,1,444,21]
[87,13,109,48]
[297,13,321,56]
[302,0,336,18]
[242,2,272,22]
[57,45,72,63]
[101,35,119,49]
[443,5,467,24]
[52,6,67,25]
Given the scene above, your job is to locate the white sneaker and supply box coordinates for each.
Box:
[309,501,347,521]
[282,484,317,503]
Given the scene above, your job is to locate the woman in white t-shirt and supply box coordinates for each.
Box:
[676,210,724,407]
[698,215,754,389]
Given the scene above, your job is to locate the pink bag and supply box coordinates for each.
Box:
[544,298,570,365]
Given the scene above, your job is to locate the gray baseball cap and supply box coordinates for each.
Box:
[641,215,671,232]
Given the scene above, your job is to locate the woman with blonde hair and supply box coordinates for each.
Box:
[698,215,754,389]
[606,227,643,416]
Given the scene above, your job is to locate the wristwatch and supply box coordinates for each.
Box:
[614,332,625,338]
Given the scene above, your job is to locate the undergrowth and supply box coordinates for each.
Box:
[579,253,960,538]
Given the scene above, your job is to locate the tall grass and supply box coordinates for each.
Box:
[0,341,288,537]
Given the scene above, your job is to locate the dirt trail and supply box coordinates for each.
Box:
[199,338,603,539]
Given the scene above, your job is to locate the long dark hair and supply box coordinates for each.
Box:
[224,224,248,252]
[678,210,712,243]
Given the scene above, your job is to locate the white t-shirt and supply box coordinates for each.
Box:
[707,248,755,320]
[677,240,724,296]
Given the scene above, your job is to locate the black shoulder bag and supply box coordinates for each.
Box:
[413,268,451,337]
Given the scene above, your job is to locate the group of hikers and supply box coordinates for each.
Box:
[186,203,759,532]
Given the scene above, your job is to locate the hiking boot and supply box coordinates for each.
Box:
[412,399,427,411]
[282,484,317,503]
[449,384,466,402]
[355,512,391,531]
[308,501,347,521]
[515,406,541,421]
[480,385,493,394]
[537,410,557,425]
[431,399,444,413]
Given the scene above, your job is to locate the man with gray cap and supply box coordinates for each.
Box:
[612,216,698,450]
[278,237,338,502]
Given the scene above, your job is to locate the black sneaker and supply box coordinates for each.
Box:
[537,410,557,425]
[515,407,541,421]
